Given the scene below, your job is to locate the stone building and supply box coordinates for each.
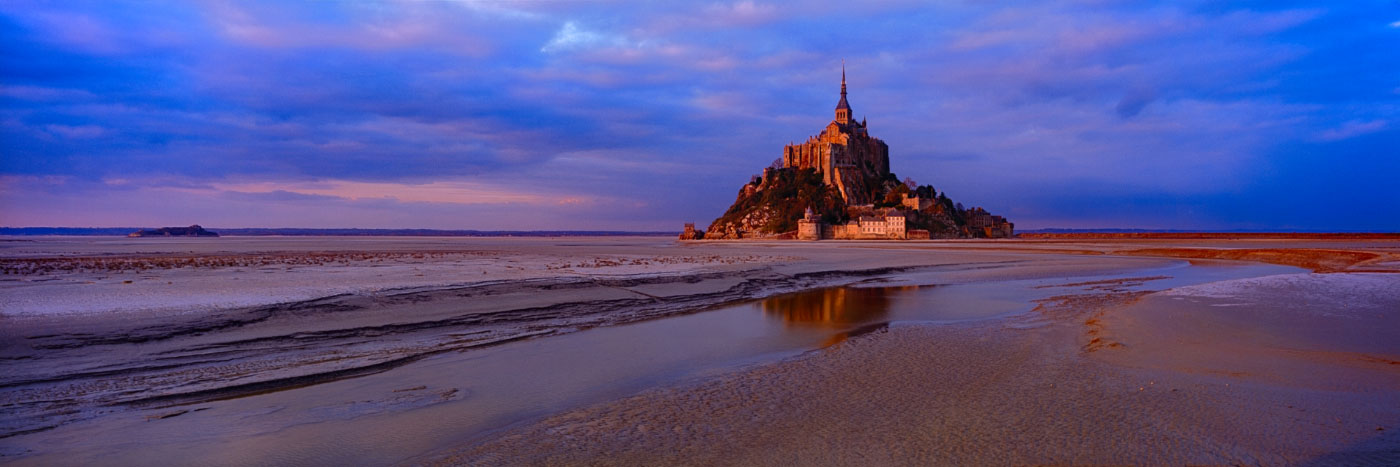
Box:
[901,195,933,211]
[782,65,890,205]
[965,207,1015,238]
[679,223,704,240]
[797,208,821,241]
[805,208,907,240]
[856,210,905,238]
[886,210,906,238]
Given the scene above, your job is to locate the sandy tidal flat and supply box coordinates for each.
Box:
[2,236,1398,465]
[437,268,1400,465]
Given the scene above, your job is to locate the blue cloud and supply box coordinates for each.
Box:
[2,1,1398,230]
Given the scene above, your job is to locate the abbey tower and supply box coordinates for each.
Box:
[781,65,891,205]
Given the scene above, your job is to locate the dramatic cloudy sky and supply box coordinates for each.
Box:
[2,1,1397,230]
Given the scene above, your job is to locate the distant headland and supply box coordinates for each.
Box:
[127,225,219,237]
[687,65,1012,241]
[1,227,676,237]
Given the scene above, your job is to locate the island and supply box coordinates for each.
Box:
[127,225,220,237]
[687,66,1012,241]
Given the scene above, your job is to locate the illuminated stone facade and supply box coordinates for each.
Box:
[782,66,890,205]
[801,208,908,240]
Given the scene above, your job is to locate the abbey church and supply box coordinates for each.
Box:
[781,66,891,205]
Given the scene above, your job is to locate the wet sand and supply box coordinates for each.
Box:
[435,265,1400,466]
[2,237,1155,458]
[2,236,1399,464]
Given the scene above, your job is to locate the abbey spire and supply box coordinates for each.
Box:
[782,62,890,204]
[835,61,851,124]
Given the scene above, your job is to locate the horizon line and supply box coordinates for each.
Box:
[3,227,1399,235]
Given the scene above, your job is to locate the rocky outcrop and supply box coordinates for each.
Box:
[702,166,1010,240]
[705,168,846,239]
[678,224,705,240]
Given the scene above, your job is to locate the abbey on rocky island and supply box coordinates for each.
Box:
[690,63,1014,241]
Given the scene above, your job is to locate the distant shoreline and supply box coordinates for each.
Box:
[3,227,1395,239]
[0,227,679,237]
[1018,232,1400,240]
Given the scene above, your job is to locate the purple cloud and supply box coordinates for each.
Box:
[1,1,1397,231]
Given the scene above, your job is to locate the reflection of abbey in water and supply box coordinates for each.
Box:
[761,287,913,325]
